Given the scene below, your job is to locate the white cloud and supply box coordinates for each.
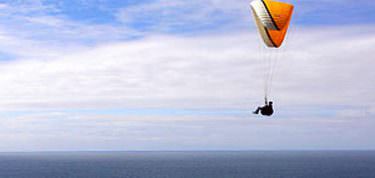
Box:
[1,109,374,151]
[0,1,138,60]
[0,0,374,150]
[0,25,373,111]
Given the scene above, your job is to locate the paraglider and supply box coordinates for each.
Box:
[250,0,294,116]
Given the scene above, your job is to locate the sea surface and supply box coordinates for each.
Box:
[0,151,374,178]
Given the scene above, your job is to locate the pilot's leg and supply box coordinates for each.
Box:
[253,107,261,114]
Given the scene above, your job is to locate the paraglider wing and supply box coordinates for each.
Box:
[250,0,294,48]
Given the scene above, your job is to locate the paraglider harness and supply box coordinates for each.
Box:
[253,98,274,116]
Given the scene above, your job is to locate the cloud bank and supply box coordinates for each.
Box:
[0,0,374,151]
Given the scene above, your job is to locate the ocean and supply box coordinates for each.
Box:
[0,151,374,178]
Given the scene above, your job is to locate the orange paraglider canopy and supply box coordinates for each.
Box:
[250,0,294,48]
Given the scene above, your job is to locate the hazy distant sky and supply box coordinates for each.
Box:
[0,0,374,151]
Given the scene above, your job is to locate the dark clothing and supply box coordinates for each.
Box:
[254,104,274,116]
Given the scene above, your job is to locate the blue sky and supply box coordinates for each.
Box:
[0,0,374,151]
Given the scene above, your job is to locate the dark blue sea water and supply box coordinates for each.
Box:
[0,151,374,178]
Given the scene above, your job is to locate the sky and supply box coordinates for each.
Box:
[0,0,374,151]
